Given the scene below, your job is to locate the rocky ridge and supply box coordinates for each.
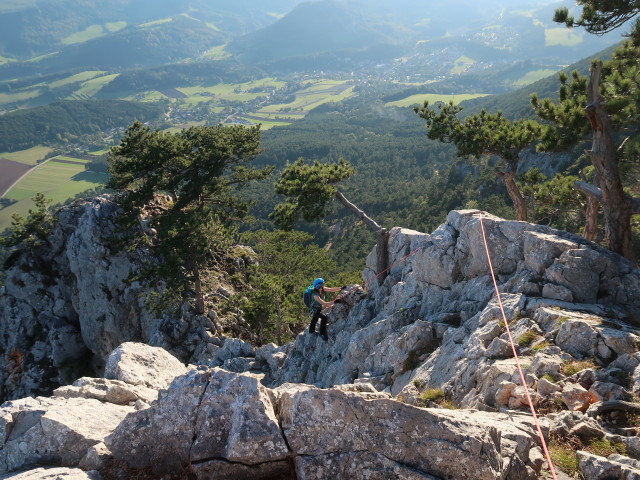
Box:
[2,201,640,478]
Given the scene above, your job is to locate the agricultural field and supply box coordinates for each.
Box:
[385,93,490,108]
[46,71,108,89]
[175,78,287,105]
[0,146,54,166]
[545,28,584,47]
[0,88,41,106]
[0,71,118,106]
[62,24,107,45]
[513,69,559,86]
[70,73,119,98]
[239,80,355,126]
[203,44,231,60]
[450,56,476,75]
[0,155,107,231]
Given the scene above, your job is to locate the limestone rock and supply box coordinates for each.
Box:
[277,384,505,480]
[578,450,640,480]
[561,383,595,412]
[105,368,288,476]
[53,377,158,405]
[0,467,101,479]
[104,342,187,390]
[0,396,132,474]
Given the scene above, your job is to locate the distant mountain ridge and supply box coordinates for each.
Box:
[228,0,412,64]
[0,0,621,78]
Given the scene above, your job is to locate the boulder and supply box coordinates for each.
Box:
[105,367,288,475]
[0,396,132,474]
[104,342,187,390]
[0,467,100,480]
[53,377,158,405]
[578,451,640,480]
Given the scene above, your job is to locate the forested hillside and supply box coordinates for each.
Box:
[249,98,513,271]
[460,43,621,119]
[0,100,165,151]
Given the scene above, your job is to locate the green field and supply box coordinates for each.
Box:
[0,157,107,231]
[0,146,54,165]
[0,55,16,65]
[248,80,354,121]
[25,51,60,64]
[385,93,490,108]
[545,28,584,47]
[203,44,232,60]
[0,88,41,105]
[46,70,107,89]
[514,69,559,86]
[176,78,287,105]
[71,73,119,98]
[450,56,476,75]
[105,21,127,33]
[138,18,173,28]
[62,24,106,45]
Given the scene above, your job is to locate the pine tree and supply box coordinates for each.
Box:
[107,121,273,313]
[554,1,640,35]
[531,19,640,259]
[414,102,542,221]
[272,158,390,283]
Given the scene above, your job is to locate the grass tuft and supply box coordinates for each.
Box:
[517,330,539,347]
[561,359,598,377]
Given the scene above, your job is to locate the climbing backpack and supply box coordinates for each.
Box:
[303,285,315,310]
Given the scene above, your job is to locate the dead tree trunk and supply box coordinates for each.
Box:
[577,169,601,242]
[585,61,634,260]
[335,190,388,284]
[192,264,205,314]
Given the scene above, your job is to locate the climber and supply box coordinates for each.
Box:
[304,278,343,341]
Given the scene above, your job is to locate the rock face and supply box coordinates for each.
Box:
[254,211,640,404]
[3,363,542,480]
[3,206,640,479]
[0,196,240,402]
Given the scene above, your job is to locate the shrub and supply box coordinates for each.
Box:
[420,388,445,402]
[549,434,626,478]
[402,349,421,373]
[401,345,435,373]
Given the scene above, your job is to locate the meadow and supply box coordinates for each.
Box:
[239,80,355,126]
[0,155,106,231]
[385,93,490,108]
[0,71,119,106]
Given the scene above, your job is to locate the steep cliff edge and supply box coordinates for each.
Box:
[0,195,242,401]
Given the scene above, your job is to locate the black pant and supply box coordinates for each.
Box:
[309,308,327,335]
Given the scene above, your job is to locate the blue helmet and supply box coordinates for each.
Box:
[312,278,325,289]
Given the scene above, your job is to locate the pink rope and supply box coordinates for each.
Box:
[479,215,558,480]
[362,246,422,288]
[331,246,421,303]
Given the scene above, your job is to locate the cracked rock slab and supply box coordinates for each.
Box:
[277,385,504,480]
[105,367,289,476]
[0,396,132,474]
[295,451,440,479]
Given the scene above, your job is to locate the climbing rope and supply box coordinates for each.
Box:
[479,215,558,480]
[330,246,422,304]
[362,246,422,288]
